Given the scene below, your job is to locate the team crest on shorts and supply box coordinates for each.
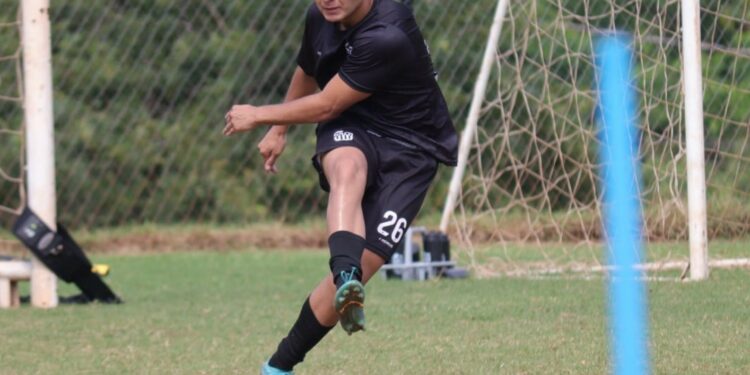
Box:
[334,130,354,142]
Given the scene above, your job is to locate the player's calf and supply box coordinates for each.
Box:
[328,231,365,287]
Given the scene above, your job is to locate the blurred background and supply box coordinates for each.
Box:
[1,0,748,262]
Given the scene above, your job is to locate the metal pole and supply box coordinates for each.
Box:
[21,0,58,307]
[403,227,414,280]
[681,0,709,280]
[440,0,511,232]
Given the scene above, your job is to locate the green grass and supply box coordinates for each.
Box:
[460,240,750,276]
[1,249,749,374]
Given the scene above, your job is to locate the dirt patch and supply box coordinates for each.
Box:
[2,215,746,257]
[0,226,330,256]
[81,228,329,255]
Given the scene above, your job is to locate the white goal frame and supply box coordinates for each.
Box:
[440,0,710,281]
[21,0,58,307]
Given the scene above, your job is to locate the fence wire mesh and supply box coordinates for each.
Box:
[0,0,492,230]
[451,0,749,276]
[0,1,748,259]
[0,5,23,220]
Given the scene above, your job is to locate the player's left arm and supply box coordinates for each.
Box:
[223,75,370,136]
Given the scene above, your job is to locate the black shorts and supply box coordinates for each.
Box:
[312,124,439,262]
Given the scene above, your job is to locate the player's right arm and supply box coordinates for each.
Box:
[258,66,319,173]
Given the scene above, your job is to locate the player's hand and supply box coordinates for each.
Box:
[223,104,262,136]
[258,127,287,174]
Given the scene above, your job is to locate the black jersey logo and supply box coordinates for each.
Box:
[334,130,354,142]
[345,42,353,56]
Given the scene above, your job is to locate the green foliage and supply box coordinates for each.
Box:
[47,1,312,226]
[0,1,748,231]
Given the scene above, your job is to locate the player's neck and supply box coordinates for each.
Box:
[339,0,374,30]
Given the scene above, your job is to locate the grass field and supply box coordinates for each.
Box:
[1,245,749,374]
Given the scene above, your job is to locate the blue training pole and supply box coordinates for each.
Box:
[596,36,650,375]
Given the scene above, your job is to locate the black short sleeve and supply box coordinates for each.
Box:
[296,6,317,76]
[295,0,458,166]
[339,25,415,93]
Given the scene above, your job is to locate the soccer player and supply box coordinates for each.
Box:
[223,0,457,373]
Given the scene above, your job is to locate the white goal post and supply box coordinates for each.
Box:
[680,0,709,281]
[440,0,510,234]
[21,0,58,307]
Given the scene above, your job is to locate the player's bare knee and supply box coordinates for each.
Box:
[326,157,367,187]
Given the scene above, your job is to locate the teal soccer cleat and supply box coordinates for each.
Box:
[334,267,366,335]
[261,361,293,375]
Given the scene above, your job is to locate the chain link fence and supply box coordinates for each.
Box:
[0,0,494,230]
[0,4,24,236]
[1,0,748,251]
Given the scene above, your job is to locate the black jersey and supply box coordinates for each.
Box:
[297,0,458,166]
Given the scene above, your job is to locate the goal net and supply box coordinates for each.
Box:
[1,1,746,277]
[447,0,749,275]
[0,4,24,231]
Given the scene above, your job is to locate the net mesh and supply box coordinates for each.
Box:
[0,1,747,272]
[0,0,495,229]
[451,0,749,274]
[0,3,24,222]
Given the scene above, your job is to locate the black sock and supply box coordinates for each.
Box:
[268,298,334,371]
[328,231,365,288]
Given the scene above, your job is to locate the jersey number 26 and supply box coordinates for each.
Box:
[377,210,408,243]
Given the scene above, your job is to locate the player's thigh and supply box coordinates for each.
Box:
[312,125,378,192]
[320,146,368,186]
